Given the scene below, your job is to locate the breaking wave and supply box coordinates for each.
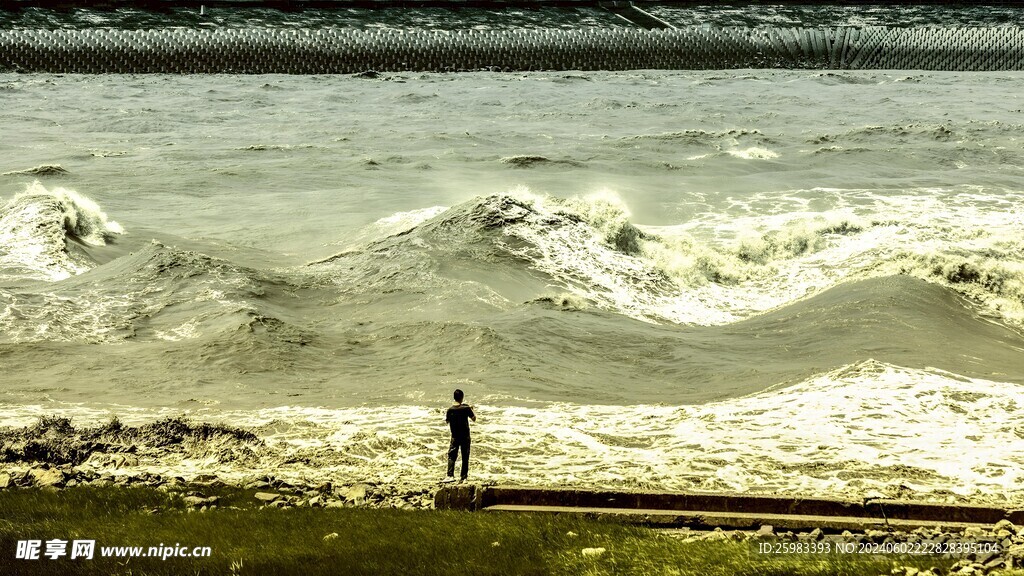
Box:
[0,182,123,283]
[315,188,1024,328]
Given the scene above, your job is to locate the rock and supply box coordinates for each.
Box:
[325,500,344,509]
[246,480,271,490]
[343,484,372,504]
[30,468,66,488]
[309,495,323,507]
[491,541,500,547]
[192,474,219,483]
[315,482,333,494]
[323,533,339,541]
[566,531,578,538]
[581,547,605,557]
[183,496,219,507]
[963,527,985,539]
[865,530,888,542]
[808,528,823,541]
[994,520,1016,533]
[757,525,774,537]
[111,454,140,467]
[254,492,282,503]
[984,557,1006,572]
[0,473,11,489]
[975,551,999,565]
[1007,543,1024,560]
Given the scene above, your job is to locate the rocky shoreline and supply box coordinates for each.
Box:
[0,465,437,511]
[3,466,1024,576]
[4,415,1024,576]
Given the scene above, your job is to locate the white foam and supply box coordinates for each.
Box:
[513,186,1024,327]
[0,182,123,282]
[6,362,1022,505]
[727,146,779,160]
[14,182,124,247]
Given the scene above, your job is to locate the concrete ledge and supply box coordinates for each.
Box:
[481,504,997,532]
[482,486,870,518]
[435,486,1018,528]
[433,484,480,510]
[866,499,1007,525]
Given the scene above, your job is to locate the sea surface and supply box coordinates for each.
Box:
[1,7,1023,503]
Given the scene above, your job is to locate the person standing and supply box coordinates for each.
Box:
[442,389,476,483]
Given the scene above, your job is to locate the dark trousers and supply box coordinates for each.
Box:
[447,436,471,479]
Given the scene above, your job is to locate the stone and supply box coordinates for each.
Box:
[963,527,985,539]
[315,482,333,494]
[323,533,339,541]
[324,500,344,509]
[111,454,140,467]
[254,492,282,503]
[192,474,219,483]
[757,525,774,537]
[581,547,605,557]
[808,528,823,541]
[246,480,271,490]
[984,557,1006,571]
[866,530,888,541]
[309,495,323,507]
[343,484,371,504]
[183,495,220,507]
[0,473,11,489]
[975,551,999,565]
[994,520,1016,533]
[30,468,66,488]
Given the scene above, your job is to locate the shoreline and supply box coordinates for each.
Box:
[0,479,1022,575]
[2,413,1022,510]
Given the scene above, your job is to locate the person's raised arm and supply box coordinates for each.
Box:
[470,406,477,423]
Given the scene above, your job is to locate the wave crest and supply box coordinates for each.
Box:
[0,182,123,282]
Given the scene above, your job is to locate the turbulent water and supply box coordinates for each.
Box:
[2,9,1024,503]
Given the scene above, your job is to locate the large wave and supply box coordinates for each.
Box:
[0,182,123,282]
[315,188,1024,329]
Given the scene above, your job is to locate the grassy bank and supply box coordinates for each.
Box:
[0,485,970,576]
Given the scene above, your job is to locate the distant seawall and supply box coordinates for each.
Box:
[1,26,1023,72]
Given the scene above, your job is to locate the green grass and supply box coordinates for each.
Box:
[0,486,962,576]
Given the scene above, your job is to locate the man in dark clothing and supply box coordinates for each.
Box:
[443,389,476,483]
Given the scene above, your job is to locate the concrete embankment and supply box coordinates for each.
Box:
[436,485,1024,531]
